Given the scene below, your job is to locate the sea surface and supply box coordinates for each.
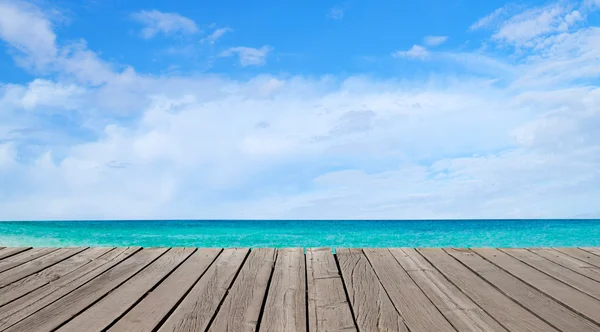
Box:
[1,219,600,248]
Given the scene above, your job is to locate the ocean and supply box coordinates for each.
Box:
[2,219,600,248]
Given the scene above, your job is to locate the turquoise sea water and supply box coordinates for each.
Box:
[1,219,600,248]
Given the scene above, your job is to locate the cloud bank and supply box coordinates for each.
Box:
[0,0,599,219]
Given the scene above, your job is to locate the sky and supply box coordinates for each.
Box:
[0,0,599,220]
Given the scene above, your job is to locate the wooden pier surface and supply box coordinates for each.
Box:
[1,247,600,331]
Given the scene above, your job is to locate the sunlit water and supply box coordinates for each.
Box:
[2,219,600,248]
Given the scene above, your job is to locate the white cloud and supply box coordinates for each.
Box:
[0,0,57,70]
[392,45,429,59]
[0,0,600,219]
[328,7,344,20]
[469,6,510,31]
[201,27,232,44]
[220,46,273,66]
[131,10,198,39]
[423,35,448,47]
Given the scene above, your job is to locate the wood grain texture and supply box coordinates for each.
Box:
[531,248,600,283]
[0,248,58,274]
[337,248,408,332]
[306,248,356,332]
[3,248,165,332]
[58,248,195,332]
[261,248,306,332]
[0,247,138,331]
[475,248,600,325]
[207,248,276,332]
[109,248,221,332]
[417,248,557,332]
[557,247,600,268]
[0,248,31,261]
[581,247,600,257]
[0,247,112,307]
[159,248,250,332]
[0,247,86,288]
[364,248,455,332]
[448,248,600,332]
[391,249,506,332]
[503,248,600,300]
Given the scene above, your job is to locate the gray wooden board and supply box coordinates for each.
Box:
[336,248,409,332]
[159,248,250,332]
[0,248,112,307]
[417,248,557,332]
[475,248,600,325]
[582,247,600,257]
[503,248,600,300]
[531,248,600,283]
[3,248,165,332]
[557,247,600,268]
[363,248,456,332]
[0,248,139,331]
[58,248,195,332]
[109,248,221,332]
[448,248,600,332]
[207,248,276,332]
[0,248,58,274]
[0,248,31,261]
[391,248,507,332]
[306,248,357,332]
[0,247,87,288]
[260,248,306,332]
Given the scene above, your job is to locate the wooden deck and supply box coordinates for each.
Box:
[1,247,600,331]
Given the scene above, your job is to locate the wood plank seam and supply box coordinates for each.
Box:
[362,248,457,332]
[415,249,512,332]
[252,248,278,332]
[0,247,89,290]
[0,247,143,332]
[471,249,600,330]
[580,248,600,258]
[181,248,253,332]
[448,248,570,331]
[48,248,172,331]
[102,248,202,331]
[149,248,224,331]
[531,248,600,284]
[556,248,600,269]
[501,248,600,302]
[333,252,359,330]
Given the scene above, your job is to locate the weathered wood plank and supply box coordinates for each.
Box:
[581,247,600,257]
[475,248,600,325]
[448,248,600,332]
[503,248,600,300]
[531,248,600,283]
[306,248,356,332]
[557,247,600,268]
[0,248,31,261]
[0,247,87,288]
[261,248,306,332]
[3,248,166,332]
[58,248,195,332]
[417,248,557,332]
[207,248,276,332]
[109,248,221,332]
[0,247,137,331]
[391,249,506,332]
[0,248,58,273]
[159,248,250,332]
[364,248,455,332]
[337,248,408,332]
[0,248,112,307]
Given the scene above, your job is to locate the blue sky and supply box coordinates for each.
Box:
[1,0,600,219]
